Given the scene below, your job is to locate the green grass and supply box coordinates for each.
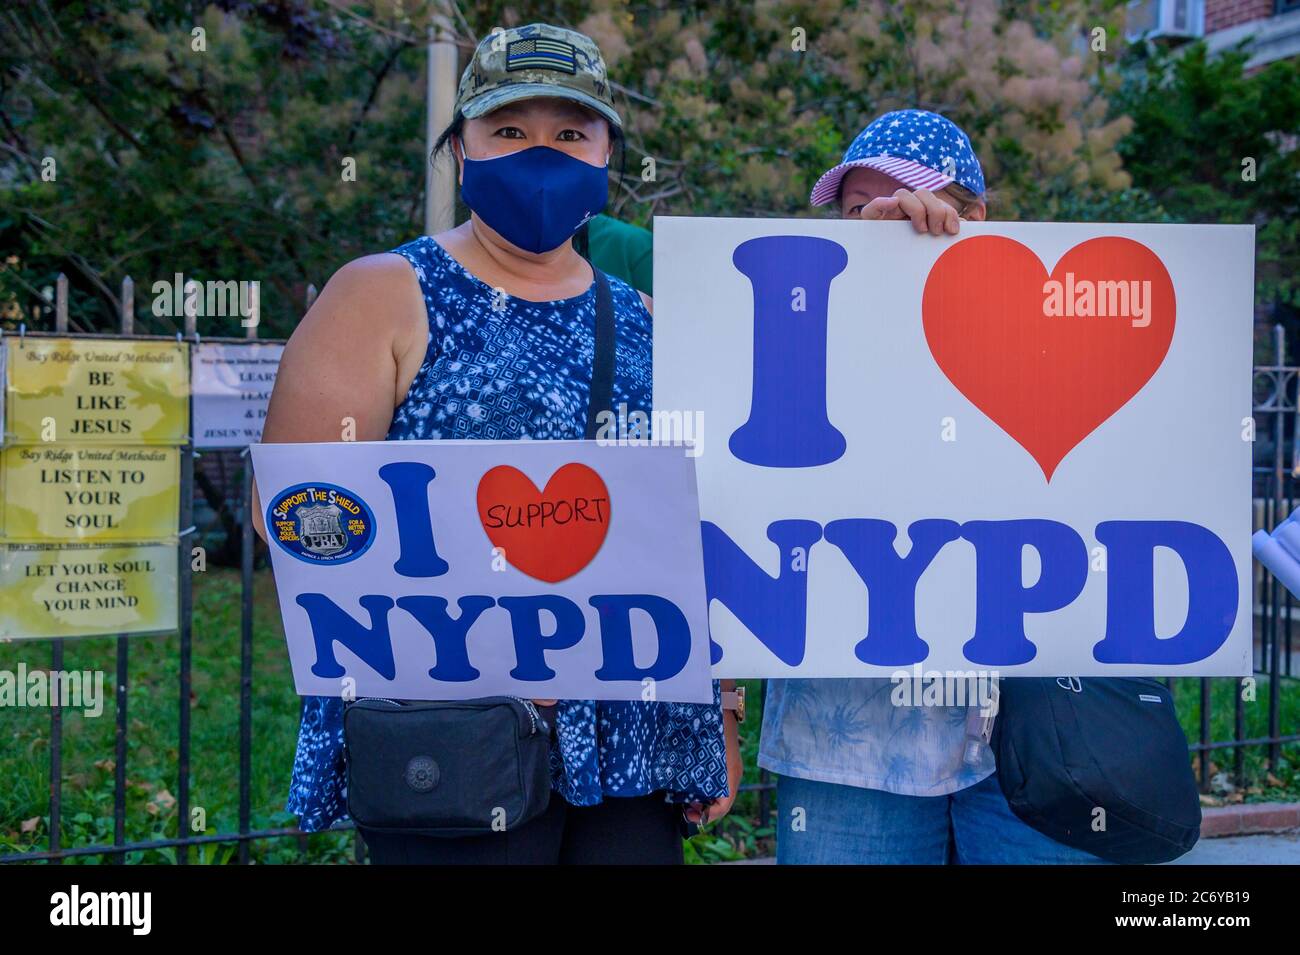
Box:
[0,566,353,863]
[0,567,1294,863]
[683,677,774,864]
[1169,675,1300,804]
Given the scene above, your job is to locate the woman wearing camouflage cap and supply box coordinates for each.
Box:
[254,23,741,864]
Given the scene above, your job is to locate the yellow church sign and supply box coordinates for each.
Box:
[0,541,178,640]
[4,337,189,445]
[1,445,179,542]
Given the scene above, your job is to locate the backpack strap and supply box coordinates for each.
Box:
[584,267,616,440]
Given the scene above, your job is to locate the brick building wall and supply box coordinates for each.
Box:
[1205,0,1276,34]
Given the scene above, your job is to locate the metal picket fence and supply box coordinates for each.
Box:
[0,279,1296,862]
[1,274,302,864]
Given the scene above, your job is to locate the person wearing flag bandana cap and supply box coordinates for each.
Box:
[253,22,742,864]
[757,109,1110,865]
[810,108,988,229]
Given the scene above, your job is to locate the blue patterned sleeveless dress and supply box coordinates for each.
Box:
[284,235,728,832]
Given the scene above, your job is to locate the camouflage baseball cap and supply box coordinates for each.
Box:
[455,23,622,130]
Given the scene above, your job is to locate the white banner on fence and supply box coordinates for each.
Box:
[192,341,283,448]
[251,439,714,702]
[654,216,1254,678]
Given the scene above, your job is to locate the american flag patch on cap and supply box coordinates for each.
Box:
[506,37,577,73]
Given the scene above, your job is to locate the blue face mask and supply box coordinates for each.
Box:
[460,145,609,254]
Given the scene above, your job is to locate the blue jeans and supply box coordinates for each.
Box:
[776,772,1110,864]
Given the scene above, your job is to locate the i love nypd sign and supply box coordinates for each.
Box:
[654,217,1254,677]
[251,440,713,702]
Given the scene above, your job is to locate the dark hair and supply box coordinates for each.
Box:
[432,114,464,159]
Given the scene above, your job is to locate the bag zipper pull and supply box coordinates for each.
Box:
[511,697,543,735]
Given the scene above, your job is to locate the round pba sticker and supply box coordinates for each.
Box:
[267,482,376,565]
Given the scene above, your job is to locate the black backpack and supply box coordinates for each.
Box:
[992,676,1202,864]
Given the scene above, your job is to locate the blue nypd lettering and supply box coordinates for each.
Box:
[700,518,1237,668]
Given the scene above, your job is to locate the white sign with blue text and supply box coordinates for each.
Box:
[192,341,284,449]
[251,439,714,702]
[654,216,1254,678]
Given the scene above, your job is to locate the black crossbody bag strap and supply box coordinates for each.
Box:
[584,266,616,440]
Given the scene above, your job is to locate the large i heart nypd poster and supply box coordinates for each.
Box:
[654,217,1254,678]
[250,441,714,702]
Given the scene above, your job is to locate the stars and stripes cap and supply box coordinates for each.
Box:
[809,109,985,206]
[455,23,622,130]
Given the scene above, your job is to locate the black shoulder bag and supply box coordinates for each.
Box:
[342,266,617,837]
[992,676,1202,864]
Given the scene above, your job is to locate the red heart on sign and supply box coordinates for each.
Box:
[476,463,611,582]
[922,235,1176,480]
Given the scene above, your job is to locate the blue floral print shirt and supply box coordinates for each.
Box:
[759,678,994,797]
[284,236,728,832]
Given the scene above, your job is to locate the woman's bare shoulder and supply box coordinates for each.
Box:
[300,253,424,343]
[320,252,418,304]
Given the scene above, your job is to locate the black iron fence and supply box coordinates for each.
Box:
[1,306,1297,864]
